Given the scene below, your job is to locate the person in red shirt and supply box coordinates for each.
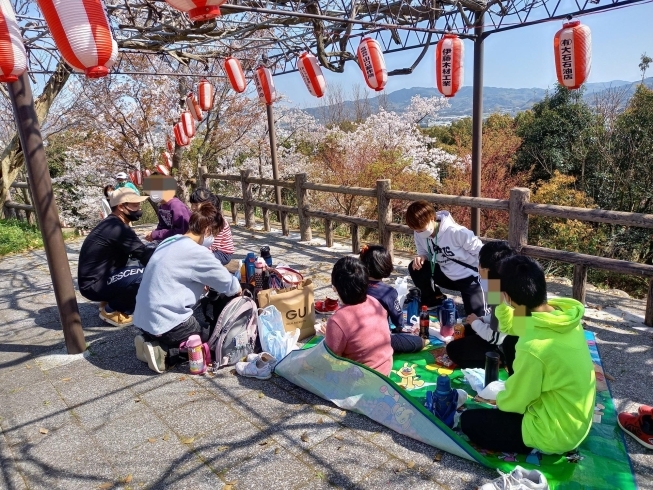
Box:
[325,256,394,376]
[189,188,235,265]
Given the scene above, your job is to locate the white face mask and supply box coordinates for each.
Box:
[416,222,435,239]
[202,234,214,249]
[149,191,163,203]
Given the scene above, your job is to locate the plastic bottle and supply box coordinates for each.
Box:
[260,246,273,267]
[245,252,257,283]
[453,318,465,340]
[419,306,430,340]
[254,257,265,294]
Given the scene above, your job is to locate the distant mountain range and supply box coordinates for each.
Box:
[304,78,653,122]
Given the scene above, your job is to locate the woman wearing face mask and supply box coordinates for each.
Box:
[405,200,486,317]
[78,188,154,327]
[133,203,242,373]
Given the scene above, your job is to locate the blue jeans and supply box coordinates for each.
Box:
[213,250,233,266]
[97,265,144,314]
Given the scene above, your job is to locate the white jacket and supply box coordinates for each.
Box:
[470,309,507,345]
[414,211,483,281]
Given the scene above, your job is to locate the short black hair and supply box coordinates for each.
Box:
[479,241,515,274]
[359,244,393,279]
[332,256,368,305]
[498,255,547,309]
[190,187,221,209]
[103,184,114,199]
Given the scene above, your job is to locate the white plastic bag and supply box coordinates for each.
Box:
[394,276,409,309]
[478,380,506,401]
[462,368,486,393]
[257,305,300,360]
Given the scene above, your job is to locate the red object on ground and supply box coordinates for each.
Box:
[618,411,653,449]
[315,298,339,314]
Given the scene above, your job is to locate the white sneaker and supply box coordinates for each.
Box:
[245,352,278,369]
[479,466,548,490]
[235,357,273,380]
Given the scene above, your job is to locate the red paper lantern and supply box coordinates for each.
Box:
[0,0,27,83]
[198,79,213,111]
[224,57,246,93]
[174,122,189,147]
[298,52,326,98]
[554,20,591,90]
[164,0,226,21]
[357,38,387,92]
[144,169,152,177]
[180,111,195,138]
[36,0,117,78]
[435,33,464,98]
[132,170,143,186]
[156,164,170,176]
[186,93,202,121]
[254,65,276,105]
[166,135,174,153]
[161,151,172,169]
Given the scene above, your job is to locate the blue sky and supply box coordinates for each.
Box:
[274,1,653,109]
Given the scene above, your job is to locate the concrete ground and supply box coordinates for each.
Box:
[0,223,651,490]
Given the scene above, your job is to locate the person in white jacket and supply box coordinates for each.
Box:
[406,200,486,316]
[446,240,519,374]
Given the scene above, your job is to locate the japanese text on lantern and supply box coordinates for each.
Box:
[441,48,452,87]
[360,45,374,80]
[559,34,575,82]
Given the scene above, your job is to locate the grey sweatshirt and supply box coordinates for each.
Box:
[134,235,240,335]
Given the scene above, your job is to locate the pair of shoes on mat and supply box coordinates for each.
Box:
[99,305,133,327]
[134,335,166,374]
[618,406,653,450]
[479,466,548,489]
[235,352,277,380]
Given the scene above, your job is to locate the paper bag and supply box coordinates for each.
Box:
[257,279,315,340]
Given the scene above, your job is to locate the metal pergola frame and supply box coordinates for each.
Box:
[6,0,648,353]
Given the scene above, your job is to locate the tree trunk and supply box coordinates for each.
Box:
[0,61,71,208]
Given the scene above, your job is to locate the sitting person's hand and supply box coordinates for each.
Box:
[144,231,153,242]
[412,254,427,270]
[466,313,479,324]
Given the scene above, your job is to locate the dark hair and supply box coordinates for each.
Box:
[332,256,368,306]
[406,201,436,230]
[103,184,114,199]
[359,244,393,279]
[479,241,515,275]
[498,255,547,310]
[190,188,224,233]
[188,202,217,236]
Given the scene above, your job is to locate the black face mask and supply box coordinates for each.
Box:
[123,208,143,222]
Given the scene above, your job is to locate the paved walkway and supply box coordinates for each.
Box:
[0,223,651,489]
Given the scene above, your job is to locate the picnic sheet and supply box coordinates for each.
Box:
[277,330,637,490]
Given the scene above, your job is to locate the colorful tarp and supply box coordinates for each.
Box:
[275,331,637,490]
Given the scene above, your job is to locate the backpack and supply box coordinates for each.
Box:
[207,295,259,368]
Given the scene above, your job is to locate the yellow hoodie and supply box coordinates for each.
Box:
[495,298,596,454]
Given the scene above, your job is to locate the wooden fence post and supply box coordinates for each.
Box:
[325,219,333,247]
[295,173,312,241]
[646,278,653,327]
[572,264,588,304]
[377,179,393,257]
[509,187,530,252]
[351,224,359,254]
[240,169,255,228]
[230,200,238,225]
[262,208,271,232]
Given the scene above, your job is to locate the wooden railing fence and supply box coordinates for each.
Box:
[202,167,653,326]
[3,181,35,223]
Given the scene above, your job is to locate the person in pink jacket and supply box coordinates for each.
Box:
[325,256,393,376]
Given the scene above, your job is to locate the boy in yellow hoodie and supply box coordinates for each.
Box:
[460,255,596,454]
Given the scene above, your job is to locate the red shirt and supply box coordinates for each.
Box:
[210,219,234,255]
[325,296,393,376]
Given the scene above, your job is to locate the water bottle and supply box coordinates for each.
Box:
[245,252,257,283]
[431,375,457,428]
[438,299,456,337]
[485,351,500,387]
[260,246,273,267]
[255,257,265,294]
[419,306,430,340]
[184,335,210,375]
[403,288,421,327]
